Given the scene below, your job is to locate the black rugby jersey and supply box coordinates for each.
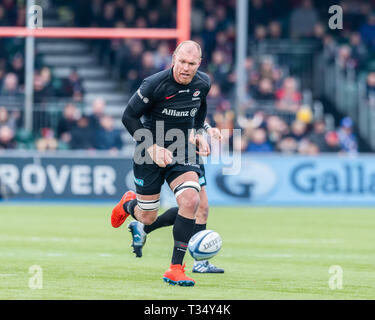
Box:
[122,67,210,147]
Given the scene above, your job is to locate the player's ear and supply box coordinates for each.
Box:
[196,58,201,68]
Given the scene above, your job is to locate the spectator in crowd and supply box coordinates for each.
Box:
[63,69,84,101]
[214,5,230,32]
[246,127,273,152]
[33,73,46,104]
[39,67,55,97]
[208,49,232,92]
[248,0,271,33]
[268,21,283,39]
[137,51,158,84]
[253,24,267,44]
[277,136,298,154]
[36,128,58,152]
[88,97,106,131]
[275,77,302,112]
[253,78,275,100]
[266,115,289,147]
[296,106,313,124]
[308,119,327,151]
[1,72,20,97]
[206,83,231,121]
[8,53,24,86]
[0,106,17,131]
[336,45,356,75]
[289,120,308,143]
[0,64,5,90]
[324,131,342,153]
[360,12,375,50]
[201,16,218,59]
[70,115,94,150]
[299,141,320,155]
[95,115,123,151]
[0,125,16,149]
[122,2,136,27]
[1,0,371,155]
[0,5,8,26]
[349,32,368,71]
[57,103,79,146]
[366,72,375,102]
[290,0,319,38]
[191,4,205,33]
[120,40,144,92]
[214,30,234,66]
[311,22,326,47]
[337,117,358,153]
[153,42,172,71]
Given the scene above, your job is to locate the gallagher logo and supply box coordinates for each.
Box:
[215,160,277,200]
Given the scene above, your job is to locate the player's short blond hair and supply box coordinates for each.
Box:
[172,40,202,60]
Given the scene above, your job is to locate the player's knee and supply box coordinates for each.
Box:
[178,189,200,213]
[198,199,209,219]
[140,212,158,225]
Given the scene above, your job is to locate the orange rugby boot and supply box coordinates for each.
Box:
[163,263,195,287]
[111,191,136,228]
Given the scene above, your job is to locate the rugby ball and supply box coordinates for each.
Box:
[188,230,222,261]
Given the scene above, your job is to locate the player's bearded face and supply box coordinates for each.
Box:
[172,50,201,85]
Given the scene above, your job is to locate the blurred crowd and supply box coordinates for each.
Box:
[1,0,375,154]
[0,98,123,152]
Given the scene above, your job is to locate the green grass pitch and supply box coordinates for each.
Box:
[0,205,374,300]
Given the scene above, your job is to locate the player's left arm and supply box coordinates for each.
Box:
[192,82,210,156]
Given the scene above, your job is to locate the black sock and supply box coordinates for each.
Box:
[171,214,196,265]
[143,207,178,234]
[193,223,206,235]
[123,199,137,220]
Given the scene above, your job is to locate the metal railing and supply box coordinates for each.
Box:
[322,57,375,150]
[249,39,321,94]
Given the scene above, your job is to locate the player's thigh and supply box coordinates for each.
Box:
[135,193,161,224]
[168,171,201,212]
[133,162,164,195]
[133,162,164,223]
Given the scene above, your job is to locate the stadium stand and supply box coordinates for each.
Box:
[0,0,374,154]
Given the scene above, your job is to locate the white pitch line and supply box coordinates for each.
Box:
[276,239,343,244]
[98,253,112,257]
[0,235,83,243]
[46,253,65,257]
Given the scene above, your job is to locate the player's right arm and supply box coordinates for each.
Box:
[122,79,172,167]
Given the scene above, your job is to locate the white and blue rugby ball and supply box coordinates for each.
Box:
[188,230,222,261]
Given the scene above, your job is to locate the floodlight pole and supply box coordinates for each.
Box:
[235,0,248,114]
[24,0,35,132]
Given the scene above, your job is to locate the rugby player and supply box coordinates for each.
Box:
[128,122,225,274]
[111,40,211,286]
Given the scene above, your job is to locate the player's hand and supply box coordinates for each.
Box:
[207,127,223,140]
[195,134,211,157]
[147,144,173,167]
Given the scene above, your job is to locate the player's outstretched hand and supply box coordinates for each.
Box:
[207,127,223,140]
[147,144,173,167]
[195,134,211,157]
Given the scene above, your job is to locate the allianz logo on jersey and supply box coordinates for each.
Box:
[162,108,198,117]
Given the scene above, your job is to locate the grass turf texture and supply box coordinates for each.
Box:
[0,206,374,300]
